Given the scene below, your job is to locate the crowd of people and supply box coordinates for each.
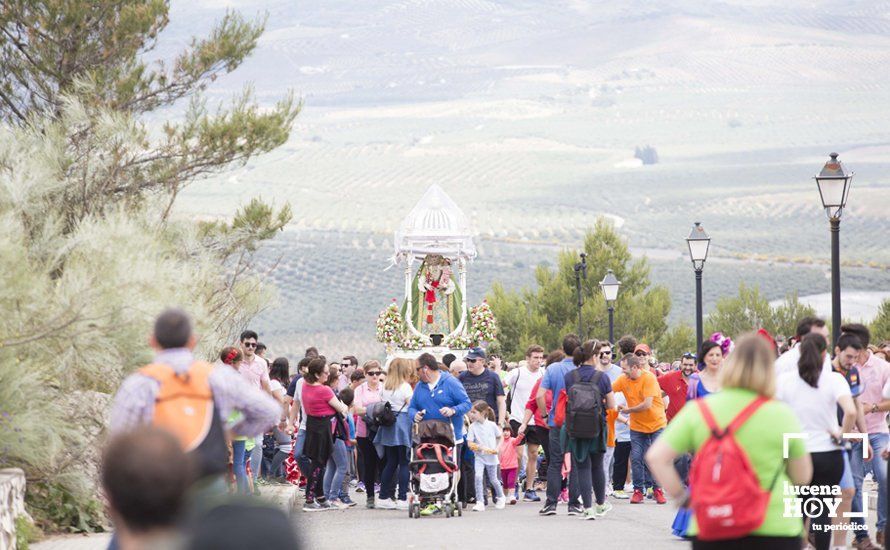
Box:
[103,307,890,549]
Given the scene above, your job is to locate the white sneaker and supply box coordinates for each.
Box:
[376,498,397,510]
[472,502,485,512]
[396,499,409,511]
[494,496,506,510]
[328,499,349,510]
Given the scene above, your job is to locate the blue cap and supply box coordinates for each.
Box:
[465,347,487,361]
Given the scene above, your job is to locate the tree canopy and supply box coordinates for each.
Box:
[704,283,816,340]
[0,0,299,231]
[871,299,890,344]
[487,219,672,360]
[0,1,297,532]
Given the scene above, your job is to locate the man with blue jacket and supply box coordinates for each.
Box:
[409,352,472,515]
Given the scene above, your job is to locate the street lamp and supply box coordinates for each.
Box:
[686,222,711,353]
[814,152,853,347]
[573,253,588,338]
[600,269,621,342]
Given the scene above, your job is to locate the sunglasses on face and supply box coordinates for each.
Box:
[367,371,383,376]
[634,351,648,357]
[600,351,612,357]
[243,342,257,348]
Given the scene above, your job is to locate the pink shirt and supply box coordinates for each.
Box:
[353,382,382,438]
[858,352,890,434]
[499,435,519,470]
[302,384,337,417]
[240,355,270,390]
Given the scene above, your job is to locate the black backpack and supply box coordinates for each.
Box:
[566,370,605,439]
[374,401,405,428]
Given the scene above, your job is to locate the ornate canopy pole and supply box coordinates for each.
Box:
[403,257,425,339]
[449,256,469,338]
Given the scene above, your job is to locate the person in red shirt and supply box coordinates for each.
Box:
[657,353,697,422]
[656,352,697,489]
[517,373,553,494]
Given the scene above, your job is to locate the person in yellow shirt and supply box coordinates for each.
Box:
[612,353,668,504]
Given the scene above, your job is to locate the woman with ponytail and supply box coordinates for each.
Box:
[564,339,616,520]
[776,333,857,549]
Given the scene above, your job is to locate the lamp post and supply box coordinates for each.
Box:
[600,269,621,342]
[686,222,711,353]
[814,152,853,347]
[573,253,588,337]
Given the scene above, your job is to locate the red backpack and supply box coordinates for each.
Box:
[689,397,779,541]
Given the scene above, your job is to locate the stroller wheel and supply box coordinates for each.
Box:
[410,503,420,519]
[456,501,463,517]
[444,503,452,518]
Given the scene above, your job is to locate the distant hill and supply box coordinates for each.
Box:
[161,0,890,359]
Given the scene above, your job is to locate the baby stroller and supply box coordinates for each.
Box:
[408,419,462,518]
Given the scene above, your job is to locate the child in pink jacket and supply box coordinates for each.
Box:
[499,425,522,504]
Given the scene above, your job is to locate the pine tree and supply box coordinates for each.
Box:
[871,299,890,344]
[487,218,672,359]
[0,1,297,531]
[0,0,299,231]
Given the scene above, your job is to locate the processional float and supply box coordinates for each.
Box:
[376,185,497,365]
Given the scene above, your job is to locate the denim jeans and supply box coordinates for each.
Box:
[231,439,249,494]
[379,445,410,501]
[323,439,348,501]
[249,435,263,480]
[293,429,310,473]
[603,446,615,489]
[545,427,580,506]
[270,449,289,479]
[850,433,889,539]
[630,429,663,491]
[340,446,356,499]
[475,460,504,503]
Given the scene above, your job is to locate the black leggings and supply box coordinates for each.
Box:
[304,458,326,501]
[612,441,631,491]
[808,450,844,550]
[534,427,550,480]
[575,450,606,508]
[356,437,379,496]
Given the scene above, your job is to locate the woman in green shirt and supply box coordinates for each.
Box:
[646,334,813,549]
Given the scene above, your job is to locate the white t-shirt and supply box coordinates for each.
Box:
[467,419,501,465]
[506,367,544,425]
[270,379,284,397]
[775,346,832,379]
[776,369,851,452]
[380,382,413,410]
[296,378,307,430]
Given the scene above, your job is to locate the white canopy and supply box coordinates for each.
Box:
[393,184,476,262]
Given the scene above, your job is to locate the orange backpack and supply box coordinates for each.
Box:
[139,361,215,452]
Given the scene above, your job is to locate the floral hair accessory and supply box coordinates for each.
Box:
[709,332,734,356]
[224,349,239,365]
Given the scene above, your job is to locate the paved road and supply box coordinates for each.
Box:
[296,494,685,550]
[33,486,883,550]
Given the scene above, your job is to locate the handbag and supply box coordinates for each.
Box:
[374,401,406,427]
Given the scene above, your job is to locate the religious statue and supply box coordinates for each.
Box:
[403,254,462,337]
